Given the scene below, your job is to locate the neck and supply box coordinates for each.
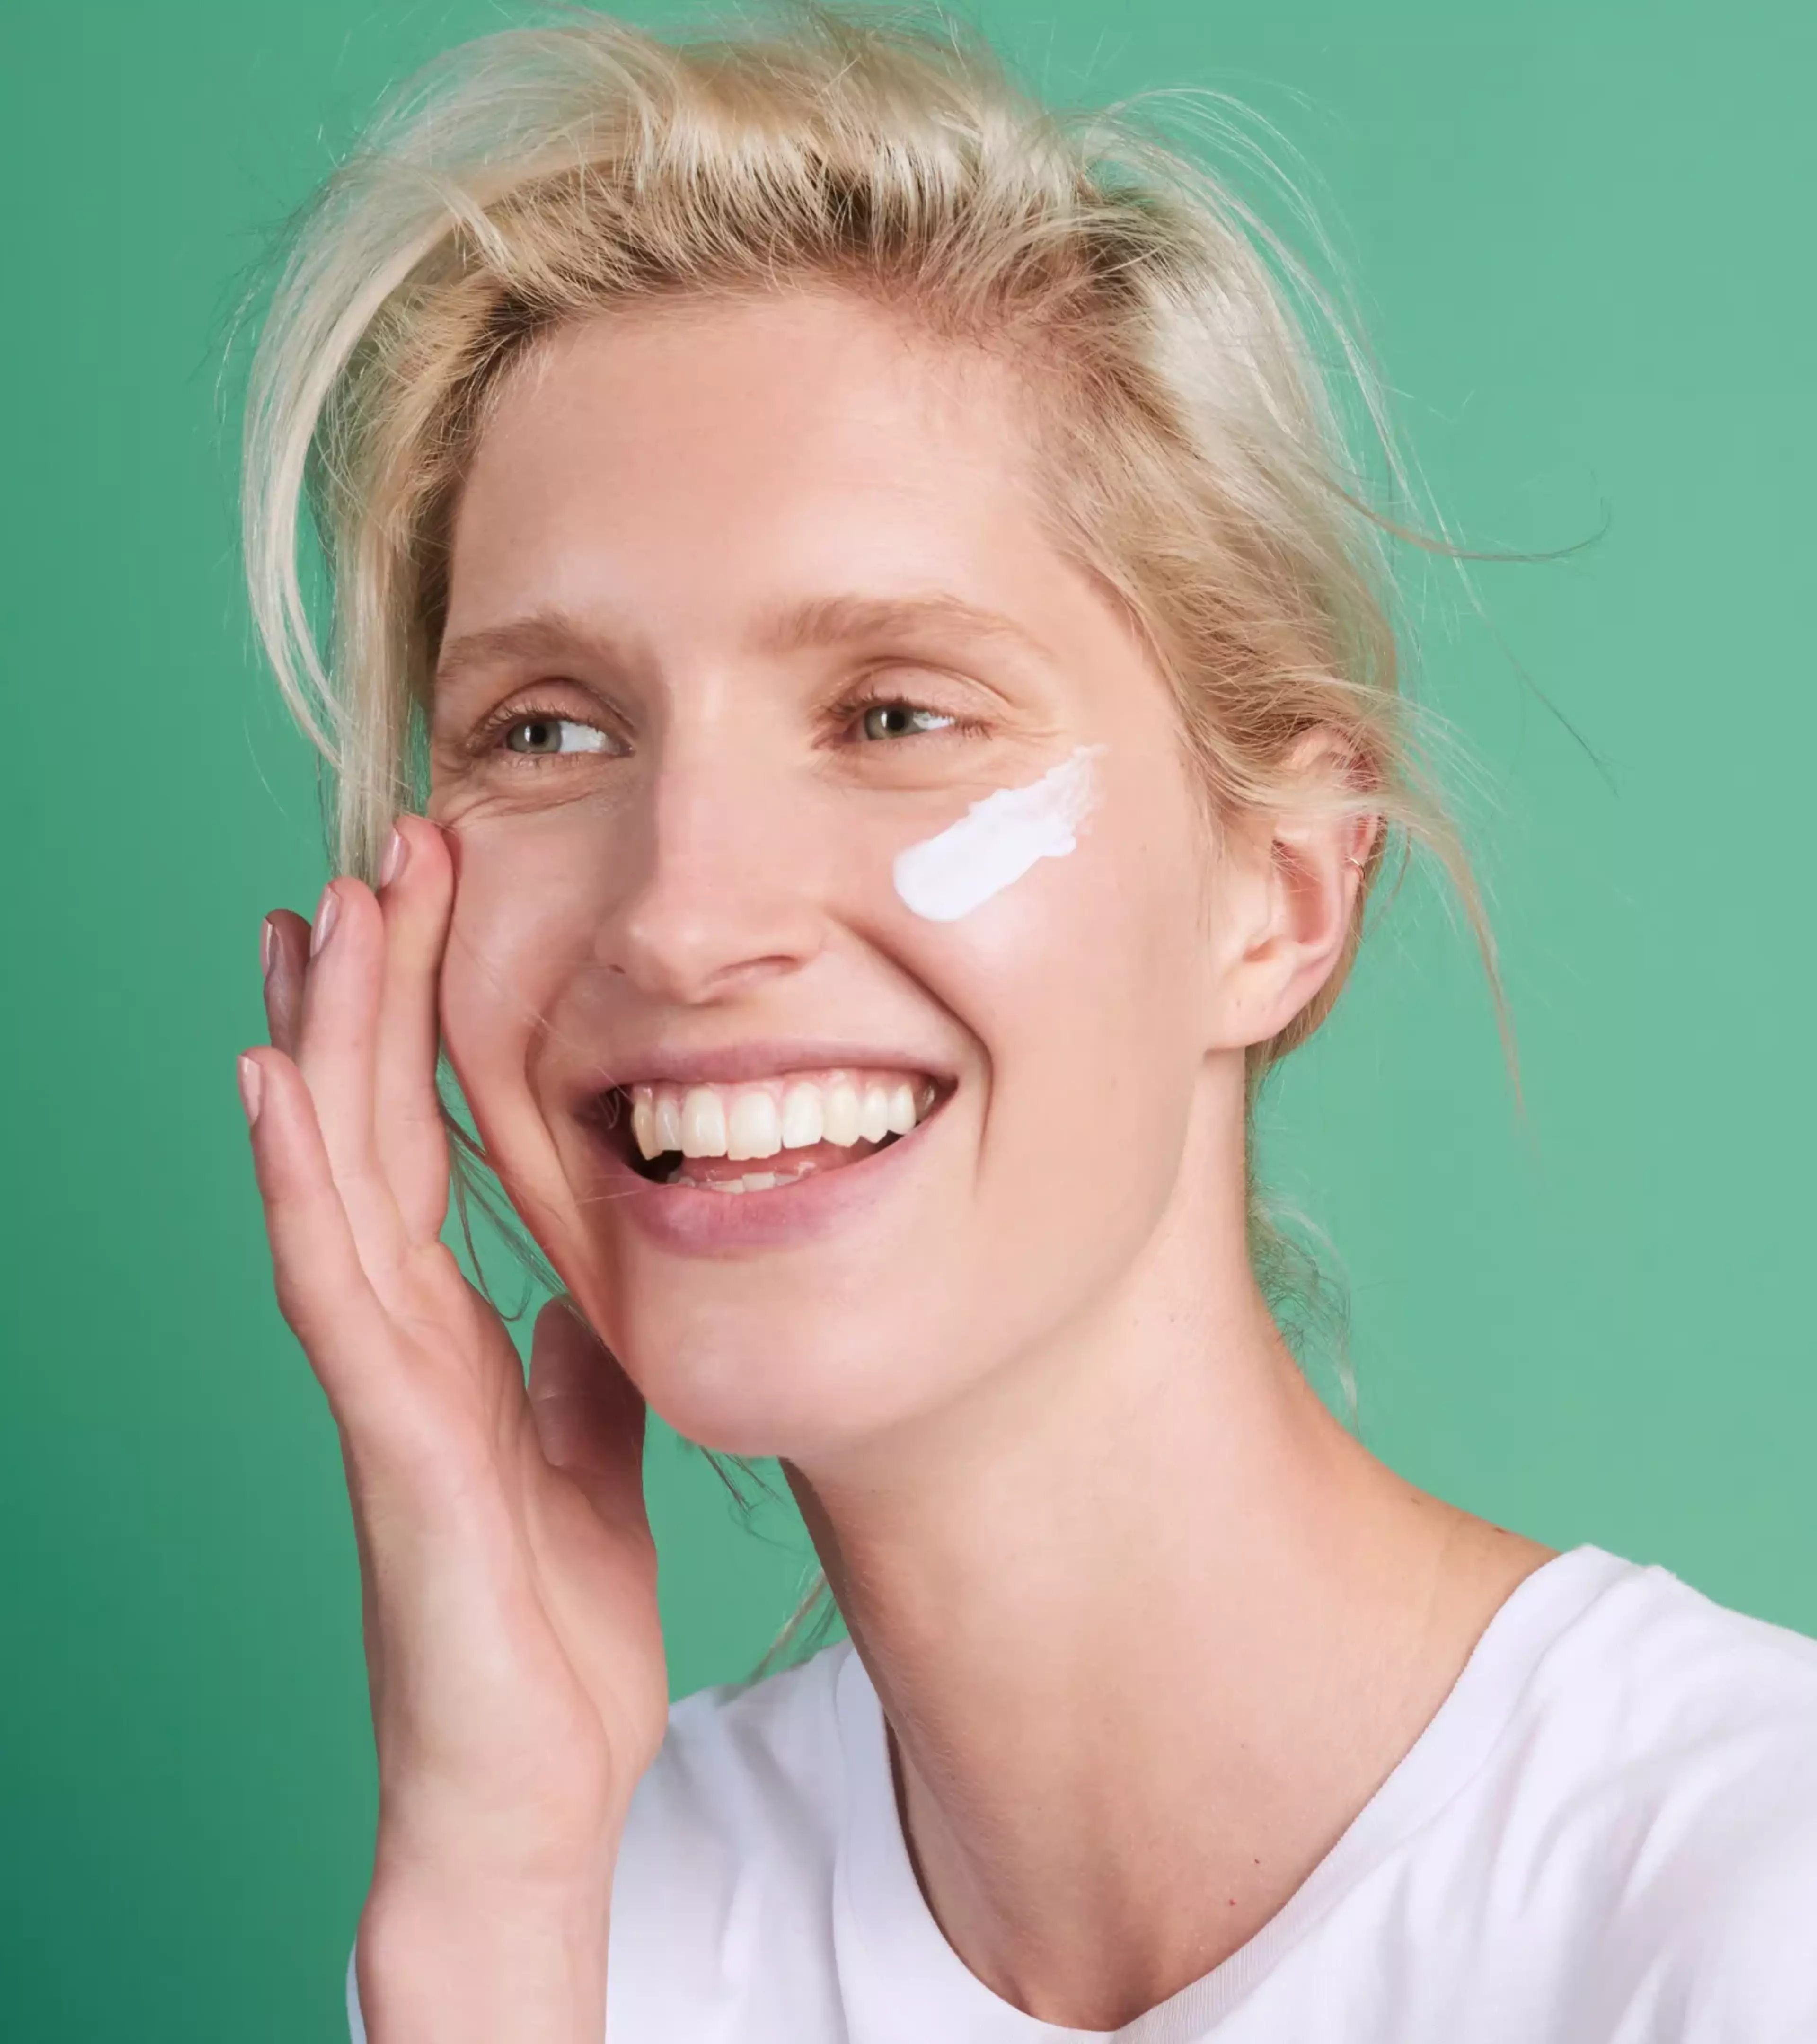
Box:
[786,1138,1549,2030]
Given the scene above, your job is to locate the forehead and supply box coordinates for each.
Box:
[443,291,1063,640]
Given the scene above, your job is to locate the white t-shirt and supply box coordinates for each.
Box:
[348,1545,1817,2041]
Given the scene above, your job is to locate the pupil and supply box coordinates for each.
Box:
[517,719,556,752]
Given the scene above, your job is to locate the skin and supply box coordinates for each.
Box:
[244,291,1552,2041]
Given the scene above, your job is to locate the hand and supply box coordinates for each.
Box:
[240,817,666,2030]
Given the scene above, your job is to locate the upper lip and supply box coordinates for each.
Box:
[573,1038,958,1095]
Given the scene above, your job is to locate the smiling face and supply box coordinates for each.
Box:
[428,291,1244,1462]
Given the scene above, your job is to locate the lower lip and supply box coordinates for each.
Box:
[580,1103,943,1255]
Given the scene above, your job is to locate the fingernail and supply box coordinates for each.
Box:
[260,916,277,982]
[310,884,340,958]
[237,1055,264,1125]
[380,825,407,889]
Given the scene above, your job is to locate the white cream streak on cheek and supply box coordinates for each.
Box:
[892,746,1105,922]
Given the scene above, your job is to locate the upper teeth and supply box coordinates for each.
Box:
[627,1070,933,1161]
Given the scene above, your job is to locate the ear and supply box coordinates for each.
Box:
[1204,732,1378,1054]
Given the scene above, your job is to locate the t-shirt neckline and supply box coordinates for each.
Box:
[831,1543,1639,2043]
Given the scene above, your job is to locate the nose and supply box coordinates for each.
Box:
[600,740,829,1005]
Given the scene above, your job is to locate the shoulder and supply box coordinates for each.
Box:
[605,1639,855,2006]
[1527,1551,1817,1764]
[622,1637,855,1870]
[1511,1554,1817,2029]
[601,1641,859,2030]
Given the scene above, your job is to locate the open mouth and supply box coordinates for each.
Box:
[592,1066,945,1195]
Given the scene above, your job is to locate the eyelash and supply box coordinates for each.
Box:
[469,697,620,761]
[470,681,990,759]
[829,680,990,744]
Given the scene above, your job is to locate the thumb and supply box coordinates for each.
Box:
[527,1298,649,1535]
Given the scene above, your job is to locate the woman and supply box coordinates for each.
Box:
[237,9,1817,2039]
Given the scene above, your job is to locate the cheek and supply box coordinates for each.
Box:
[436,814,610,1112]
[897,784,1209,1195]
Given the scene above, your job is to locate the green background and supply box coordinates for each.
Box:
[4,1,1812,2035]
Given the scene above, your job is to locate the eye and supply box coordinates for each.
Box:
[856,702,956,742]
[501,715,617,757]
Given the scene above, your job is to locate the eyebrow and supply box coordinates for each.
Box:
[433,612,622,697]
[750,593,1051,663]
[432,592,1051,696]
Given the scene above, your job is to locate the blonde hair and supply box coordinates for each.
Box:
[239,3,1493,1411]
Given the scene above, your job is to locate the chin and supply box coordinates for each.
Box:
[602,1290,944,1463]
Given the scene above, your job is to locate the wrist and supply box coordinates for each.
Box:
[356,1868,615,2044]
